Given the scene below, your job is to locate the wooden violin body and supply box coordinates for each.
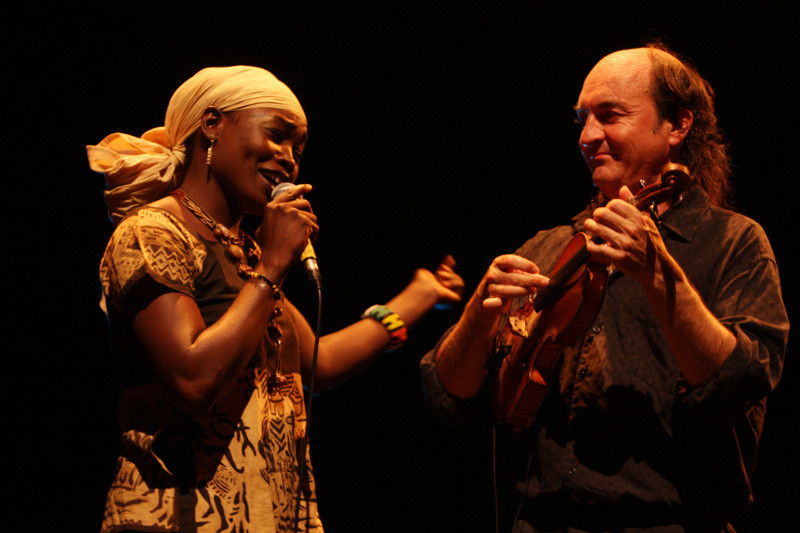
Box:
[491,163,693,430]
[493,234,608,429]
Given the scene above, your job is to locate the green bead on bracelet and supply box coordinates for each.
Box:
[362,304,407,351]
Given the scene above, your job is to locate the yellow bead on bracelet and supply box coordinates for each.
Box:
[247,271,282,300]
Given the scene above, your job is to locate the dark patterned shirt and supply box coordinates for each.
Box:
[421,186,789,532]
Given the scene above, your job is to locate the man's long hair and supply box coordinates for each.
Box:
[646,41,733,208]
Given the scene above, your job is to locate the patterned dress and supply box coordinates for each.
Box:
[99,207,323,532]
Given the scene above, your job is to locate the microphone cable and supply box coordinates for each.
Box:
[294,284,322,533]
[268,181,324,531]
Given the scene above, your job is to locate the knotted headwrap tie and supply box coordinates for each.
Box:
[87,66,305,224]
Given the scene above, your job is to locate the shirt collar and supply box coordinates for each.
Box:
[657,185,710,242]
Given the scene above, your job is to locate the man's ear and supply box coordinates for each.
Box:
[199,106,224,143]
[668,108,693,148]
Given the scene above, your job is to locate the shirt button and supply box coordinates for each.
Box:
[591,325,602,334]
[567,467,576,476]
[577,366,588,378]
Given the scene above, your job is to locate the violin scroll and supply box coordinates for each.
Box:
[661,163,693,192]
[634,163,693,210]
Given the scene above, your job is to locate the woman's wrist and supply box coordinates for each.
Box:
[361,304,407,351]
[244,271,282,300]
[406,273,442,308]
[254,257,290,288]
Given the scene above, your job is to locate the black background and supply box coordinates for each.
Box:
[10,3,799,531]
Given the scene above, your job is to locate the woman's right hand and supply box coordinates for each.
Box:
[256,183,318,279]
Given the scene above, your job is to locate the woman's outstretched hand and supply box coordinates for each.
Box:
[413,254,465,305]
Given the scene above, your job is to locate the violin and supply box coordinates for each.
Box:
[490,163,693,430]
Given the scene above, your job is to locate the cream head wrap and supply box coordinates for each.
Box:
[87,66,306,224]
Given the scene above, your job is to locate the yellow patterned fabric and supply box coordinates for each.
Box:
[100,208,207,307]
[99,207,323,532]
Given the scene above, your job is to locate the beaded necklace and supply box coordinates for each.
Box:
[171,189,260,277]
[171,189,288,391]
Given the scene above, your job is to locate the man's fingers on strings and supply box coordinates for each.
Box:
[491,254,540,274]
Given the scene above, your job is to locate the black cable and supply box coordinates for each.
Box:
[487,361,502,533]
[493,422,535,533]
[493,423,500,533]
[294,285,322,533]
[511,450,535,533]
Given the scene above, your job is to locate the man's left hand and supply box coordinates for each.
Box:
[584,185,675,291]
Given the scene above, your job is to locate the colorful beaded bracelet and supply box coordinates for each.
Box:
[361,304,407,351]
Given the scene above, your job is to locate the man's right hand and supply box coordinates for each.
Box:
[435,254,548,399]
[480,254,549,310]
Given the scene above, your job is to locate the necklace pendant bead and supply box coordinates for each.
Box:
[172,189,265,288]
[228,244,245,262]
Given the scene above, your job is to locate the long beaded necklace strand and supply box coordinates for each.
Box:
[171,189,288,391]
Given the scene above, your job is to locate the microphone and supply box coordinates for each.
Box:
[271,182,322,289]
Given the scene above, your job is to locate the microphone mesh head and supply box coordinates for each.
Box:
[271,182,296,200]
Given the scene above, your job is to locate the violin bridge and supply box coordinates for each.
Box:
[509,315,529,337]
[509,308,541,338]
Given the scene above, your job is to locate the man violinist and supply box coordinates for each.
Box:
[421,42,789,531]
